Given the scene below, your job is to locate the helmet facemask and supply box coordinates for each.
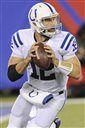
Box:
[40,14,62,37]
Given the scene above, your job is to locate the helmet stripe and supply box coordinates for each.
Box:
[44,3,54,13]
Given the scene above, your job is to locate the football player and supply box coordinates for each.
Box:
[7,2,81,128]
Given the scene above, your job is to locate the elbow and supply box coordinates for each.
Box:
[8,78,16,82]
[7,70,18,82]
[74,71,82,80]
[8,74,17,82]
[73,61,82,79]
[7,65,23,82]
[75,74,81,80]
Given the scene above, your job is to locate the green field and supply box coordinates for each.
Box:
[0,99,85,128]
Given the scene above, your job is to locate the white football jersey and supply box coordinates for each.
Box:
[10,28,77,93]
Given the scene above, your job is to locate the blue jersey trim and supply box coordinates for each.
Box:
[11,45,13,49]
[61,33,70,49]
[44,2,54,13]
[65,36,74,50]
[13,35,19,48]
[17,32,23,45]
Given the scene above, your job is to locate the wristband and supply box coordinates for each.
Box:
[7,64,23,82]
[57,61,73,75]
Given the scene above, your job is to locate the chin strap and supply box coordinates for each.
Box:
[41,29,56,38]
[41,33,51,41]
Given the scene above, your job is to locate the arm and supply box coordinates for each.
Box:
[7,56,31,82]
[8,56,31,74]
[8,43,38,81]
[53,55,82,79]
[44,45,82,79]
[8,31,34,81]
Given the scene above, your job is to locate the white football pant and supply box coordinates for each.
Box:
[7,91,66,128]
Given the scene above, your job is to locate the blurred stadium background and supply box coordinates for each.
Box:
[0,0,85,128]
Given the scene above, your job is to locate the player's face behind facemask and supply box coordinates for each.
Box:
[41,14,62,37]
[28,2,62,38]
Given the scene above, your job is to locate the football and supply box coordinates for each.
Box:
[32,43,51,69]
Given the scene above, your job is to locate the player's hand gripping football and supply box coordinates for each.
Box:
[29,43,40,59]
[25,43,38,63]
[44,45,59,67]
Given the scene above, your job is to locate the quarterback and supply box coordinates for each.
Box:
[7,2,81,128]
